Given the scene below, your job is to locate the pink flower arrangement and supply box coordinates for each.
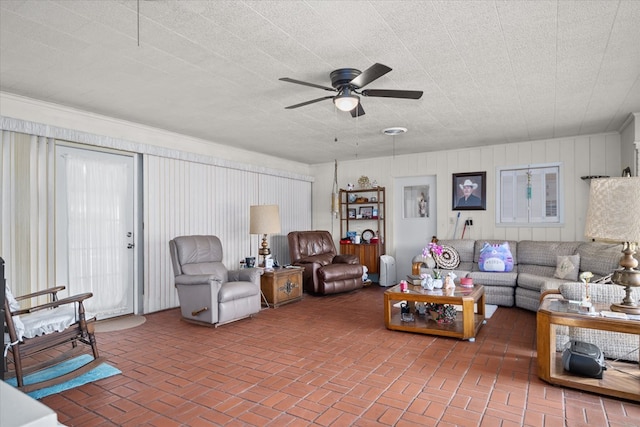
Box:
[422,242,443,258]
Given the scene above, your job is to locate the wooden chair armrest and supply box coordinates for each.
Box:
[539,289,562,303]
[12,292,93,316]
[14,286,67,302]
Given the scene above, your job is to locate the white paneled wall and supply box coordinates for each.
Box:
[311,133,622,258]
[258,173,312,266]
[1,111,313,314]
[144,155,311,313]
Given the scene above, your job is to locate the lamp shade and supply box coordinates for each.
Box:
[250,205,281,235]
[584,177,640,243]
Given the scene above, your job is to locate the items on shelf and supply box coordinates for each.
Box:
[339,186,386,277]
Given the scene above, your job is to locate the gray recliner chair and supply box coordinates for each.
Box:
[169,235,262,327]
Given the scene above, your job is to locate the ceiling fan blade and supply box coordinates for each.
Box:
[284,95,334,109]
[350,63,392,88]
[279,77,336,92]
[361,89,423,99]
[350,103,365,118]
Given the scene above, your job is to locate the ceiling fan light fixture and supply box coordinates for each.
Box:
[334,89,359,112]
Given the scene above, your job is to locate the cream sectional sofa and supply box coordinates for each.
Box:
[417,238,638,362]
[421,239,628,311]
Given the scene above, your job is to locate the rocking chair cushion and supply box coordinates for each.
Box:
[5,286,25,341]
[5,286,91,341]
[20,305,79,340]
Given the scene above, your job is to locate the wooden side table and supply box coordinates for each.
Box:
[537,298,640,402]
[260,267,303,308]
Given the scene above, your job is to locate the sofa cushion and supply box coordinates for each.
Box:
[577,242,627,278]
[478,242,514,272]
[434,245,460,269]
[517,241,580,267]
[468,271,518,287]
[554,254,580,280]
[518,273,570,292]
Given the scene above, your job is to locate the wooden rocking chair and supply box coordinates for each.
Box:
[3,285,105,392]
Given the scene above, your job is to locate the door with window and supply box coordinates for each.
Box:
[56,145,136,319]
[394,176,437,279]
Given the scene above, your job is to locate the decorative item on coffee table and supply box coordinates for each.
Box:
[425,303,457,324]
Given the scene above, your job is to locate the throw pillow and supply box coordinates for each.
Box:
[478,242,514,272]
[554,254,580,280]
[434,245,460,269]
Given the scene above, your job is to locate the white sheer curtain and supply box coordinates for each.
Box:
[1,131,55,300]
[65,155,128,316]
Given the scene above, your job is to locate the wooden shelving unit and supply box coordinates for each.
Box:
[339,187,385,278]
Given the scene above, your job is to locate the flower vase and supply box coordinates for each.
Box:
[432,278,443,289]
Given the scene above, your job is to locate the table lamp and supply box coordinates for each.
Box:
[249,205,281,267]
[584,177,640,314]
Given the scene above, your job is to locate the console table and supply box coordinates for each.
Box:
[537,298,640,402]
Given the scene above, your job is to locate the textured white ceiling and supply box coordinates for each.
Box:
[1,0,639,164]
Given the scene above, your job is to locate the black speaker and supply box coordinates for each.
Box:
[562,340,605,379]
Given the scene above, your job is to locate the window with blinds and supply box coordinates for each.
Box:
[497,163,561,225]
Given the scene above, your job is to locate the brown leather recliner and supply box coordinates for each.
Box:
[288,230,364,295]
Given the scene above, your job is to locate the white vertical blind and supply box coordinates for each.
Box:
[0,131,54,300]
[143,155,311,313]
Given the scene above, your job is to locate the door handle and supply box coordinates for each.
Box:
[127,243,134,249]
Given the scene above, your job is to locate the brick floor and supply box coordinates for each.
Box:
[23,285,640,426]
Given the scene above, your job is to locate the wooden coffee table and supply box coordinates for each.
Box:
[384,284,486,341]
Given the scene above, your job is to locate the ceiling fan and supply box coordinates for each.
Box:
[279,63,423,117]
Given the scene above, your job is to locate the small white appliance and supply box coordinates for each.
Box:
[379,255,396,287]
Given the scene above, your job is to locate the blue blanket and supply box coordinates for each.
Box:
[5,354,121,399]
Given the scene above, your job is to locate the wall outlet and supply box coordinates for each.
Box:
[465,218,473,226]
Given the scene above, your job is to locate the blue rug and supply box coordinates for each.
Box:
[6,354,121,399]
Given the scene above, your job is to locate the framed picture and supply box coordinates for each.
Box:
[348,208,356,219]
[359,206,373,219]
[452,172,486,210]
[372,208,379,219]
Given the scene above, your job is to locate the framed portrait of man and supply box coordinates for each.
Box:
[452,172,486,210]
